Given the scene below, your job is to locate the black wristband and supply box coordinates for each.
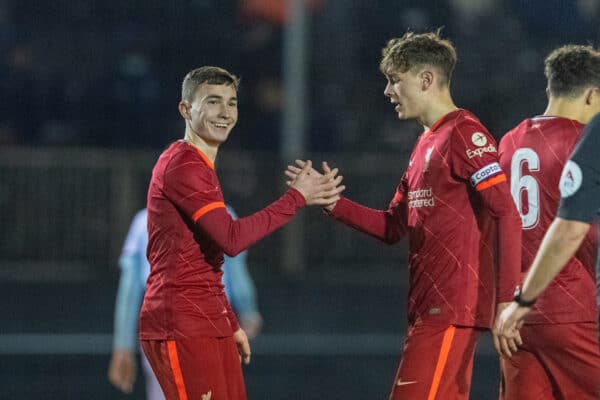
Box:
[513,286,536,307]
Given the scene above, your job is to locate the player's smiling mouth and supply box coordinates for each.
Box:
[212,122,230,128]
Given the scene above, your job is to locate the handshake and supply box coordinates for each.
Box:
[285,159,345,211]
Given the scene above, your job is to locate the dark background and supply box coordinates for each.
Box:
[1,0,598,398]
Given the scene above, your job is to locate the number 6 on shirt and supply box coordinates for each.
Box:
[510,148,540,230]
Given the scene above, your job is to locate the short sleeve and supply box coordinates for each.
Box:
[557,162,600,223]
[557,115,600,223]
[163,150,225,222]
[450,121,506,191]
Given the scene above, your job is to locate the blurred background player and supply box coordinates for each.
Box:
[496,44,600,399]
[108,206,263,398]
[597,204,600,348]
[287,31,521,399]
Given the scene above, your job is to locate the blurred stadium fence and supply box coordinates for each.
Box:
[0,146,410,281]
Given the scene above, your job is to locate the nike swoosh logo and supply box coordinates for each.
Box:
[397,380,418,386]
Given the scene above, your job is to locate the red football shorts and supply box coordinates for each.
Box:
[141,336,247,400]
[500,322,600,400]
[389,324,482,400]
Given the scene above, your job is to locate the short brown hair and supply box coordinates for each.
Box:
[181,66,240,102]
[380,30,457,86]
[544,45,600,98]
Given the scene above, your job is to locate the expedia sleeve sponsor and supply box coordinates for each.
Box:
[470,162,502,187]
[408,187,435,208]
[466,144,497,159]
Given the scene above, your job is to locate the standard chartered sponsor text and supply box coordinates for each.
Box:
[408,187,435,208]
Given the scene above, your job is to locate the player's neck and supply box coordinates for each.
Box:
[544,97,589,124]
[419,92,458,129]
[183,130,219,162]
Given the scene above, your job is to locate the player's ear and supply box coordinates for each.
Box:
[178,101,191,120]
[420,70,433,91]
[545,87,551,101]
[584,86,600,106]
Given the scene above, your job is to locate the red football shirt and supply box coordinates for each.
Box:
[140,141,305,339]
[499,116,598,324]
[330,109,522,328]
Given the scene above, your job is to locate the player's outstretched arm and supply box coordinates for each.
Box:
[287,160,408,244]
[195,161,344,257]
[520,217,590,300]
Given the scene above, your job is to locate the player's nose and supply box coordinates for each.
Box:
[384,82,393,97]
[219,104,231,118]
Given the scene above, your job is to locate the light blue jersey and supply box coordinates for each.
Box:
[112,206,259,351]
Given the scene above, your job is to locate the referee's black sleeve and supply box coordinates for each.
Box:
[557,113,600,223]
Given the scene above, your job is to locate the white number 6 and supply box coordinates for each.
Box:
[510,148,540,230]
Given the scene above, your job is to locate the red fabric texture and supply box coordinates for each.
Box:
[499,116,598,324]
[500,323,600,400]
[142,337,247,400]
[140,141,304,340]
[330,110,522,328]
[389,324,482,400]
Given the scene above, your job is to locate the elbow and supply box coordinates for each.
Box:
[221,244,243,257]
[494,206,523,228]
[554,218,590,244]
[383,236,401,245]
[383,230,403,245]
[383,223,406,245]
[222,247,242,257]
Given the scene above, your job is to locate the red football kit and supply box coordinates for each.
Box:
[140,140,305,400]
[498,116,600,400]
[329,109,522,399]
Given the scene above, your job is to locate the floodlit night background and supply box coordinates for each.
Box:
[1,0,599,398]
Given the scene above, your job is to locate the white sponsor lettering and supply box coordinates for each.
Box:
[559,160,583,197]
[408,187,435,208]
[466,144,497,159]
[471,132,488,147]
[470,162,502,187]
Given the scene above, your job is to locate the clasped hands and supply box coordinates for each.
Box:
[492,301,530,358]
[285,159,344,210]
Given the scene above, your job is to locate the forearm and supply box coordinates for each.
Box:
[328,196,406,244]
[476,184,522,302]
[113,256,145,350]
[196,189,305,256]
[521,218,590,301]
[496,212,523,302]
